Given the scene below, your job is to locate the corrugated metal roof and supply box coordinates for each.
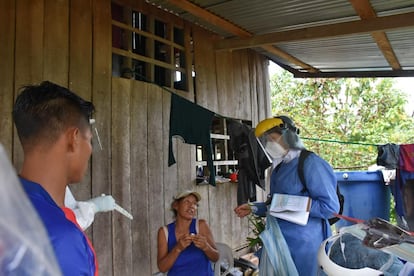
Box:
[147,0,414,77]
[276,34,387,72]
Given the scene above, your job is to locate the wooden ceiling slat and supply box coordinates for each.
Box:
[371,31,401,70]
[349,0,401,70]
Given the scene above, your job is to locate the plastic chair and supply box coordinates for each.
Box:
[214,242,235,276]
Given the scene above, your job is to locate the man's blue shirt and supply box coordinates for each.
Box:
[20,178,96,276]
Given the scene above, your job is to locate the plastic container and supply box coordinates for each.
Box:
[334,171,390,229]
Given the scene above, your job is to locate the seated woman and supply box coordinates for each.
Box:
[157,190,219,275]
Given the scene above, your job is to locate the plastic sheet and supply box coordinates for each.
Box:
[259,214,298,276]
[340,219,414,263]
[0,144,62,275]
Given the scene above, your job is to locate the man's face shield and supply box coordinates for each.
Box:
[89,119,103,152]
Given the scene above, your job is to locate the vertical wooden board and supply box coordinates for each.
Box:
[208,183,234,244]
[43,0,69,85]
[194,183,210,226]
[232,50,251,120]
[231,50,244,120]
[130,81,152,275]
[162,91,178,223]
[238,50,252,121]
[147,83,165,273]
[69,0,93,101]
[215,51,234,118]
[228,183,241,248]
[192,26,218,111]
[184,22,194,96]
[91,0,112,274]
[68,0,93,201]
[14,0,44,85]
[250,54,263,124]
[176,141,196,188]
[14,0,44,169]
[253,51,269,206]
[254,56,264,124]
[262,57,272,118]
[111,78,133,276]
[256,55,271,121]
[230,182,249,249]
[248,51,259,124]
[0,0,15,157]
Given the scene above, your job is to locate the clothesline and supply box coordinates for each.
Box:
[301,137,380,147]
[128,70,396,149]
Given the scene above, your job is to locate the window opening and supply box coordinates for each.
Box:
[196,118,251,184]
[111,1,190,91]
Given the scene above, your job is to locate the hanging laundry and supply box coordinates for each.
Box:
[168,93,216,185]
[399,144,414,172]
[392,144,414,230]
[376,143,400,169]
[227,120,271,205]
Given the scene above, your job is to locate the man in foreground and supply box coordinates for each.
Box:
[13,81,98,275]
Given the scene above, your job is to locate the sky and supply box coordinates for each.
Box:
[268,61,414,115]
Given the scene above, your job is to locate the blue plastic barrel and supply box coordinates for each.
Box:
[334,171,390,229]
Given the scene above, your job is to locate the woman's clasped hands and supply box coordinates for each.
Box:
[176,233,209,252]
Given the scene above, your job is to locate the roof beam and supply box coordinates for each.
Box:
[166,0,319,73]
[349,0,401,70]
[293,69,414,78]
[215,11,414,51]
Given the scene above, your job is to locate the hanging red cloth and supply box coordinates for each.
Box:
[399,144,414,172]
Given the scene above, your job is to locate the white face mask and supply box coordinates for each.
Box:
[265,141,287,159]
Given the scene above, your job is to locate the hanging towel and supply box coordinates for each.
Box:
[168,93,216,185]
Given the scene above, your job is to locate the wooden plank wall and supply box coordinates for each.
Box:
[0,0,15,159]
[193,25,271,251]
[68,0,93,210]
[0,0,272,275]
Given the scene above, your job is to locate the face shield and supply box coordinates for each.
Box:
[255,117,287,160]
[89,119,103,152]
[257,129,287,160]
[255,116,306,160]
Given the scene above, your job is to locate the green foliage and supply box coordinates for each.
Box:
[270,71,414,170]
[244,72,412,245]
[246,215,265,250]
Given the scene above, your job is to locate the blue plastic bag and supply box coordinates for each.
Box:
[259,214,298,276]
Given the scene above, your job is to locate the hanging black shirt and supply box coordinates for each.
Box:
[168,93,216,185]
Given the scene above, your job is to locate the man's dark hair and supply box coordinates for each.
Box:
[12,81,95,150]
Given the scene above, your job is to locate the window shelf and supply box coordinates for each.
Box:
[195,160,238,167]
[210,133,230,140]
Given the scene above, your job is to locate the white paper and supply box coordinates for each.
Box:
[269,193,311,225]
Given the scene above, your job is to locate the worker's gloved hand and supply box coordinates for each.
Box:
[87,195,116,213]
